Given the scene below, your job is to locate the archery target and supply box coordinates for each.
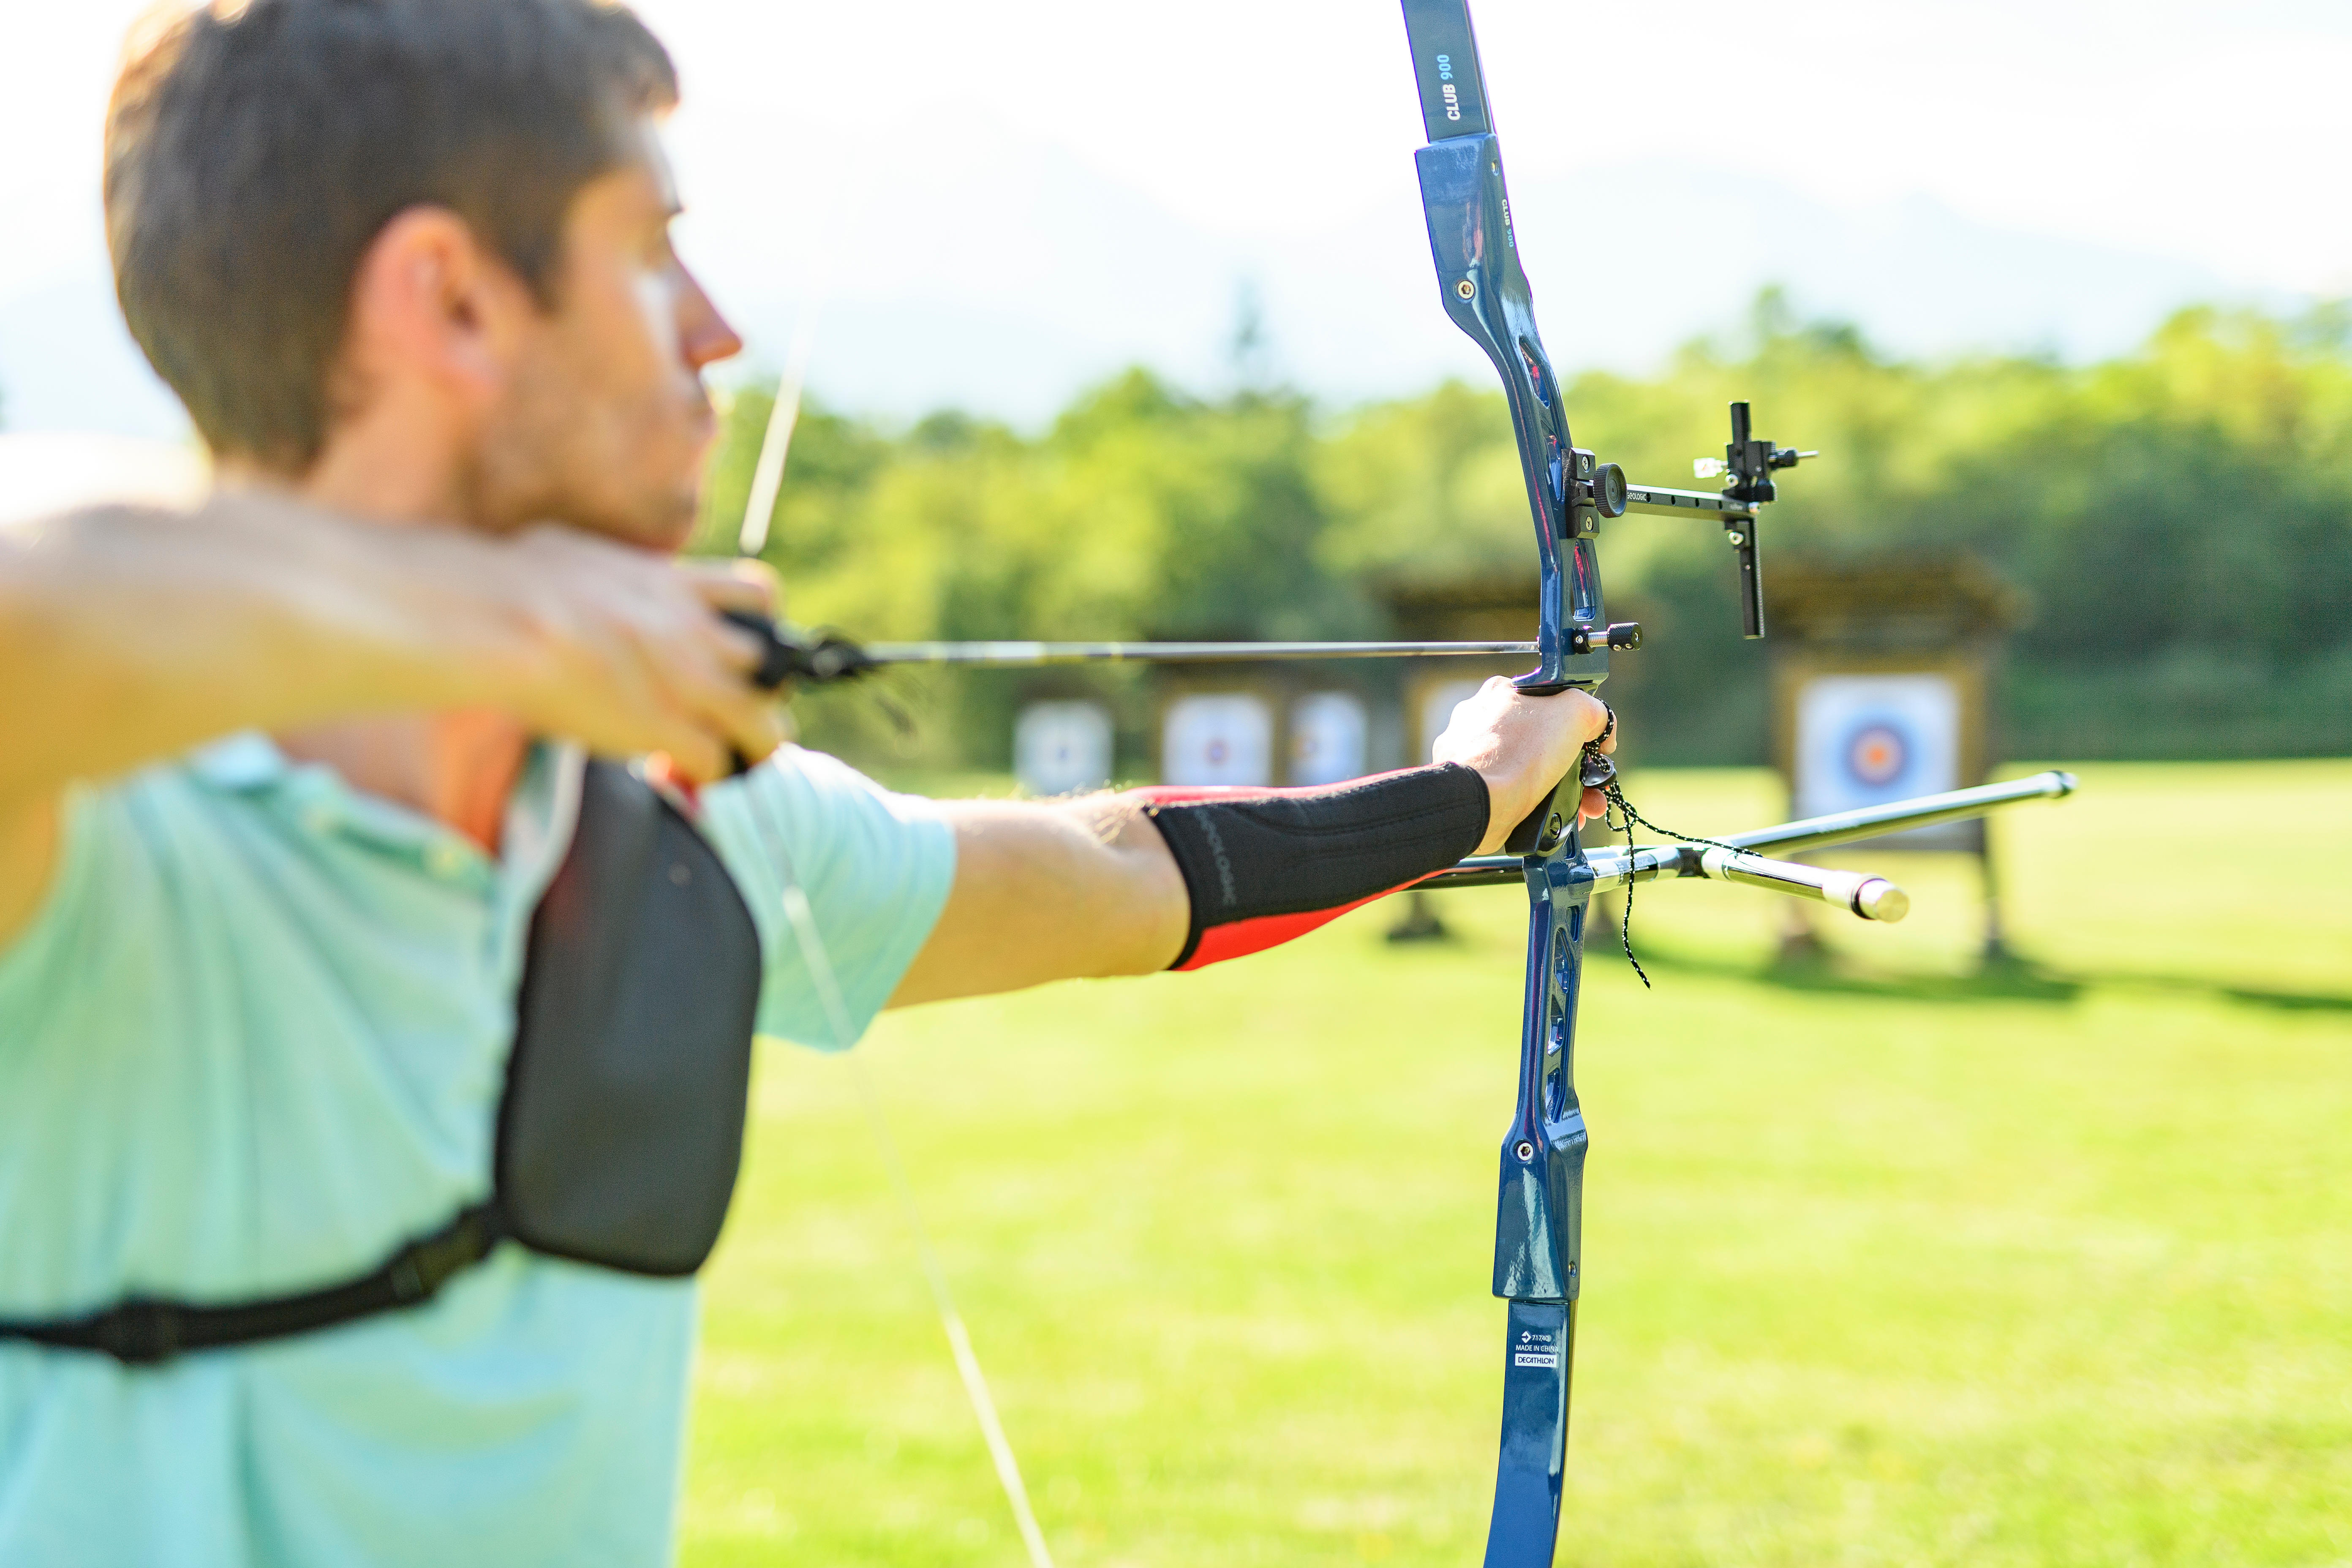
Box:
[1846,723,1908,787]
[1289,691,1369,785]
[1793,673,1960,822]
[1014,701,1113,796]
[1162,693,1274,786]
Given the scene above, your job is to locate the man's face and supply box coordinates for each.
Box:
[474,126,740,553]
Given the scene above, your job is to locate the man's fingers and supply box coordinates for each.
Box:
[680,559,778,617]
[632,615,784,770]
[649,727,730,787]
[491,529,791,773]
[1558,688,1612,748]
[622,565,786,768]
[706,686,786,770]
[670,573,773,678]
[726,557,785,619]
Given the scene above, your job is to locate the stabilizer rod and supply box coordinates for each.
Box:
[1425,771,2079,895]
[1720,770,2077,856]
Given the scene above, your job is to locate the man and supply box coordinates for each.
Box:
[0,1,1609,1562]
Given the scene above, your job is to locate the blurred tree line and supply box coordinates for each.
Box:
[693,295,2352,771]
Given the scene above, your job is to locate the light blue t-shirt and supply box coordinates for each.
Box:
[0,739,955,1566]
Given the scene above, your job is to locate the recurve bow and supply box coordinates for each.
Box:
[725,8,2082,1563]
[1393,1,1796,1557]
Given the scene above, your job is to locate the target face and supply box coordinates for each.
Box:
[1845,722,1909,788]
[1162,693,1274,787]
[1794,674,1960,826]
[1289,691,1369,785]
[1014,701,1113,796]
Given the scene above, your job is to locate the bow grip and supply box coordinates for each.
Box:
[1503,769,1584,856]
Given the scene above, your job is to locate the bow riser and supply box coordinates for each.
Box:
[1481,846,1594,1564]
[1496,861,1591,1303]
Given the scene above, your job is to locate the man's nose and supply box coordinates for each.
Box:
[677,263,741,371]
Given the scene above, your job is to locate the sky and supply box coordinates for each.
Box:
[2,0,2347,436]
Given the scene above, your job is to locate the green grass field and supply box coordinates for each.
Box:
[680,761,2352,1568]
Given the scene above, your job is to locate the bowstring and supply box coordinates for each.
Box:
[1582,704,1747,991]
[736,777,1058,1568]
[734,321,1054,1564]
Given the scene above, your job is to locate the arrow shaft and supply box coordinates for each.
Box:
[855,639,1538,668]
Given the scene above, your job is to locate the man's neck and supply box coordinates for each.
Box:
[231,422,531,852]
[276,710,531,853]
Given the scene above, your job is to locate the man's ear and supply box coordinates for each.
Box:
[338,207,534,418]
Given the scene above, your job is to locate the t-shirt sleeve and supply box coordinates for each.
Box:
[696,747,957,1051]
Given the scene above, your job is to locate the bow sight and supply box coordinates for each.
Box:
[1559,396,1819,655]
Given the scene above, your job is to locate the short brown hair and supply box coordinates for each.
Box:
[106,0,678,471]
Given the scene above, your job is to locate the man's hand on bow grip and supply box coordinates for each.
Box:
[1431,678,1615,855]
[479,528,784,784]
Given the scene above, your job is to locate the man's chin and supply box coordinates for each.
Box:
[573,488,703,554]
[641,490,702,554]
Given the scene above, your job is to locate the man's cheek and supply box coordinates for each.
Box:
[630,270,683,370]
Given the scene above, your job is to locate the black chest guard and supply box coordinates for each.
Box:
[0,760,765,1365]
[502,759,761,1275]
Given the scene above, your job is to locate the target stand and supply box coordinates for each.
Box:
[1766,558,2023,961]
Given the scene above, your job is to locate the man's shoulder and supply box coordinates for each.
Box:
[0,796,61,956]
[0,759,199,969]
[0,735,409,992]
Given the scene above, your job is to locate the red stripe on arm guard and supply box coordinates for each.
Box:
[1169,885,1418,971]
[1135,764,1490,971]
